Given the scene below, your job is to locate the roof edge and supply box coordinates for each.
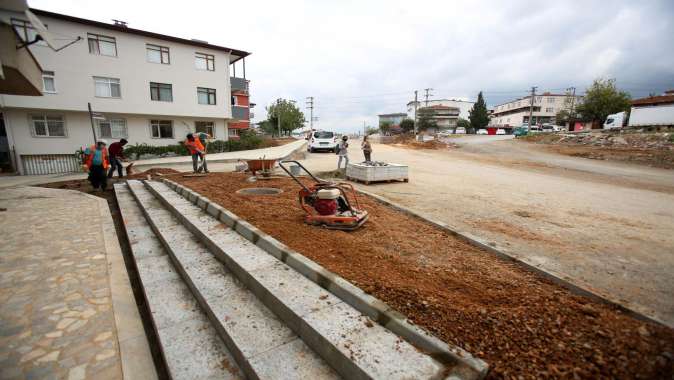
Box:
[30,8,250,59]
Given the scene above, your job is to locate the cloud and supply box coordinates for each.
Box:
[31,0,674,133]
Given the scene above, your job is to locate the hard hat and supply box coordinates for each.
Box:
[97,139,108,145]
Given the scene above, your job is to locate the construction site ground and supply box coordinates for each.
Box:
[301,138,674,329]
[165,171,673,379]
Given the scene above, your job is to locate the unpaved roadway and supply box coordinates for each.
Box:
[299,136,674,326]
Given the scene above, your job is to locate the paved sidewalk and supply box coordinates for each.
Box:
[132,139,306,168]
[0,187,156,380]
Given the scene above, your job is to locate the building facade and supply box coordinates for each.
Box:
[378,112,407,128]
[406,99,474,121]
[0,9,250,174]
[490,93,582,127]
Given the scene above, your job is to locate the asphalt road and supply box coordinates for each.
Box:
[299,136,674,326]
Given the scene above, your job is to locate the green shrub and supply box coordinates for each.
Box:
[124,134,264,159]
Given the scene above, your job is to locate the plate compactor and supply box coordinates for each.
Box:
[279,160,368,231]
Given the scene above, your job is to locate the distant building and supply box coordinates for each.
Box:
[490,92,583,127]
[378,113,407,127]
[406,99,474,121]
[417,105,460,130]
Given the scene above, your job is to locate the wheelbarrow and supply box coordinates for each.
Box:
[246,158,277,176]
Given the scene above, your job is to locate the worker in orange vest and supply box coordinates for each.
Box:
[84,139,110,191]
[184,133,208,173]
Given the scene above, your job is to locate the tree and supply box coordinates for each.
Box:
[364,126,378,136]
[468,91,489,132]
[257,120,276,136]
[265,99,305,136]
[379,121,393,135]
[575,78,631,123]
[456,118,471,132]
[399,118,415,134]
[416,108,437,132]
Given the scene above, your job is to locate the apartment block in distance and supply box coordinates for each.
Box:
[0,9,251,175]
[490,92,582,128]
[406,99,475,130]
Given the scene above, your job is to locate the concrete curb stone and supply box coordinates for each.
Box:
[160,178,489,380]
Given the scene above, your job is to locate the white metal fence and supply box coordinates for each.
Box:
[21,154,80,175]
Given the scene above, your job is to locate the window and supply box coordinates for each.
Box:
[42,71,56,93]
[150,120,173,138]
[94,77,121,98]
[197,87,216,105]
[231,95,237,106]
[545,107,554,113]
[97,119,127,139]
[146,44,170,64]
[150,82,173,102]
[195,121,215,136]
[88,33,117,56]
[31,115,65,137]
[195,53,214,71]
[536,96,542,103]
[547,97,555,103]
[228,128,239,137]
[11,19,47,46]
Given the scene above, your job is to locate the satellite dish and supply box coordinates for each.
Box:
[24,9,57,49]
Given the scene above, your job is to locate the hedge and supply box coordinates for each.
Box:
[124,131,264,160]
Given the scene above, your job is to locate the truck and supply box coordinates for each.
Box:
[603,112,626,129]
[628,104,674,127]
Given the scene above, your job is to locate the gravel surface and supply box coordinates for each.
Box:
[171,172,674,379]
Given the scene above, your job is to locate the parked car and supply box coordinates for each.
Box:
[476,129,488,135]
[514,126,528,137]
[308,130,338,152]
[496,128,506,135]
[529,125,542,133]
[541,124,555,133]
[437,130,453,137]
[455,127,466,134]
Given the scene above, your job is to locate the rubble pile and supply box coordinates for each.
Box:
[546,132,673,150]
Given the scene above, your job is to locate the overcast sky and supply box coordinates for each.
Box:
[32,0,674,133]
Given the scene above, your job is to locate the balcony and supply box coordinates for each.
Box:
[231,105,249,120]
[230,77,248,92]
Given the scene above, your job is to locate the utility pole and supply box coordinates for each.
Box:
[528,86,537,126]
[276,99,281,137]
[363,120,366,136]
[413,90,419,135]
[424,88,433,107]
[306,96,314,131]
[88,102,97,144]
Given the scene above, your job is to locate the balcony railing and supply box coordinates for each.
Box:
[230,77,248,92]
[232,105,249,120]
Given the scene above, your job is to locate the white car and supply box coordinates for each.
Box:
[476,129,488,135]
[455,127,466,134]
[308,131,338,153]
[541,124,555,133]
[496,128,506,135]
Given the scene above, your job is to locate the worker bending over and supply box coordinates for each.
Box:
[84,140,110,191]
[107,138,128,178]
[185,133,209,173]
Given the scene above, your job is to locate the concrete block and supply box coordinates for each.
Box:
[135,255,181,287]
[248,338,340,380]
[158,315,242,380]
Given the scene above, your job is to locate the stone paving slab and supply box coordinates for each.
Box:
[0,186,155,380]
[127,180,339,380]
[115,183,243,380]
[145,180,448,380]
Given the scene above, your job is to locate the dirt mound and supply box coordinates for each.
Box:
[524,131,674,168]
[174,172,674,379]
[127,167,180,178]
[392,135,458,150]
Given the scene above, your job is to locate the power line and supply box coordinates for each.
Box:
[423,88,433,107]
[306,96,314,130]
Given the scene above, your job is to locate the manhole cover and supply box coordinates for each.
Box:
[236,187,283,196]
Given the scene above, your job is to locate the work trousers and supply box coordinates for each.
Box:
[337,154,349,169]
[108,156,123,178]
[363,151,371,162]
[192,153,208,173]
[89,165,108,191]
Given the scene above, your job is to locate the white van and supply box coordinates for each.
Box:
[308,131,338,152]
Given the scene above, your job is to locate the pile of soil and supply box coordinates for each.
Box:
[523,132,674,169]
[170,172,674,379]
[392,135,458,150]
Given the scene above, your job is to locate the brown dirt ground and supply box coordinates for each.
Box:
[169,172,674,380]
[391,135,459,150]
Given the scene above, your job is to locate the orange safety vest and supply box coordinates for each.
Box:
[85,145,109,170]
[185,138,204,155]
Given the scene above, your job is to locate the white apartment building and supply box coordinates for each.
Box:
[490,93,582,127]
[0,9,250,175]
[406,99,474,120]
